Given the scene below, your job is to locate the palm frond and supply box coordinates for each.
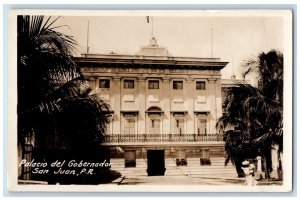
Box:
[252,132,271,144]
[18,15,111,148]
[241,56,260,77]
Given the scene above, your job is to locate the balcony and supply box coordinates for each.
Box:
[104,134,223,145]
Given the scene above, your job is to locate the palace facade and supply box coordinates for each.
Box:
[76,38,229,166]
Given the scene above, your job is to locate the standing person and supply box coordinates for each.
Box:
[242,160,254,186]
[249,163,257,185]
[256,156,265,180]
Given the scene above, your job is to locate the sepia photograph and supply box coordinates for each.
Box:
[7,9,293,192]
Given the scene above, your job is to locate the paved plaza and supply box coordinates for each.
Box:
[109,158,282,186]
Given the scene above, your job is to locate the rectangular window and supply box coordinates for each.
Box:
[196,81,206,90]
[197,118,207,134]
[175,119,185,135]
[99,79,110,88]
[124,80,135,89]
[124,118,136,134]
[173,81,183,90]
[148,80,159,89]
[149,119,161,134]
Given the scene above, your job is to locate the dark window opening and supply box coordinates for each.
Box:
[149,80,159,89]
[196,81,206,90]
[173,81,183,90]
[99,79,110,88]
[124,80,135,89]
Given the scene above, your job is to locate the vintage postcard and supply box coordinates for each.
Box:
[7,9,293,192]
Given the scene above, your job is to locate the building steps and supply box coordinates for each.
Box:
[110,157,237,178]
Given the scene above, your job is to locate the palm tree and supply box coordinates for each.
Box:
[218,84,264,177]
[242,50,283,145]
[17,15,80,144]
[17,16,116,184]
[217,50,283,179]
[243,50,283,179]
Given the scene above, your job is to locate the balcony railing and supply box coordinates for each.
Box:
[104,134,223,144]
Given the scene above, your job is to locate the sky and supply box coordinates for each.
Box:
[58,14,284,79]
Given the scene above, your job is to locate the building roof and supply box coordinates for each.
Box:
[76,53,228,70]
[75,37,228,70]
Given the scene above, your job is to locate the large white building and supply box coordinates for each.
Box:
[76,38,229,169]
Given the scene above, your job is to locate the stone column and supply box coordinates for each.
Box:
[162,77,171,135]
[207,78,216,134]
[215,78,222,121]
[186,77,194,134]
[137,76,146,135]
[112,76,121,134]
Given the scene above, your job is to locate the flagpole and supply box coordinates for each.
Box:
[87,20,90,53]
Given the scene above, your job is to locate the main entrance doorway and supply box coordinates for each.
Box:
[146,150,165,176]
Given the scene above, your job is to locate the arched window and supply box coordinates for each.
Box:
[146,106,163,114]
